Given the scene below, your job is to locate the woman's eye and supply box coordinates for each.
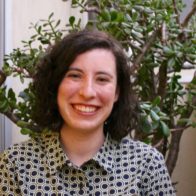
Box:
[66,72,81,79]
[97,77,110,83]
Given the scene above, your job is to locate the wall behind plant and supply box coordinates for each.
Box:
[172,112,196,196]
[168,0,196,194]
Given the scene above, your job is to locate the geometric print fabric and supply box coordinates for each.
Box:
[0,132,175,195]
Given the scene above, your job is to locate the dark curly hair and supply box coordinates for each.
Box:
[32,29,138,141]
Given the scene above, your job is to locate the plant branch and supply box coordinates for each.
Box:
[166,92,196,176]
[166,129,184,176]
[181,3,196,28]
[4,110,20,124]
[76,0,100,15]
[170,125,191,132]
[147,124,192,138]
[157,61,167,99]
[48,23,58,39]
[185,58,196,65]
[166,119,195,176]
[84,7,100,14]
[161,22,168,44]
[130,28,160,74]
[0,70,6,86]
[153,138,164,148]
[4,109,41,132]
[120,40,142,52]
[172,0,181,25]
[11,66,32,78]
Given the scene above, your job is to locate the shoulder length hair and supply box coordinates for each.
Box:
[32,29,138,141]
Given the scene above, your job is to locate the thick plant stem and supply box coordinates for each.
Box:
[130,28,160,75]
[166,130,184,176]
[181,4,196,28]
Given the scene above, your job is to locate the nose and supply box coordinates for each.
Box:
[79,78,96,99]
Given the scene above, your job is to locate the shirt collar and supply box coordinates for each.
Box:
[41,132,69,175]
[42,132,117,175]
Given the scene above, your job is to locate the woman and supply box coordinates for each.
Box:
[0,30,175,195]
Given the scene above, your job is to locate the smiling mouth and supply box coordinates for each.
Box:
[73,104,98,113]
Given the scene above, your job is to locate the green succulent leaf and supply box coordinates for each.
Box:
[69,16,75,26]
[20,128,32,135]
[0,100,9,113]
[160,121,170,137]
[150,110,160,121]
[140,115,153,133]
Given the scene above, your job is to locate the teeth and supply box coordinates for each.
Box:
[74,105,96,113]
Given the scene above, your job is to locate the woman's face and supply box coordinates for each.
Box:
[57,48,119,134]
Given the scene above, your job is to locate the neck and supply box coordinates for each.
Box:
[60,125,105,167]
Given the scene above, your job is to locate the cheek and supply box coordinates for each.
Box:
[57,88,64,109]
[98,86,118,104]
[57,83,71,107]
[57,83,65,100]
[58,80,78,98]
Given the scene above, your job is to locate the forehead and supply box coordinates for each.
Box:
[69,48,117,72]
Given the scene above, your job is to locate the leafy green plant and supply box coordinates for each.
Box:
[0,0,195,178]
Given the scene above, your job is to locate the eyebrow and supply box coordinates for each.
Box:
[67,67,83,72]
[68,67,114,78]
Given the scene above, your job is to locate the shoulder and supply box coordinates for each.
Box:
[117,136,165,164]
[116,137,175,194]
[0,132,59,165]
[116,136,171,181]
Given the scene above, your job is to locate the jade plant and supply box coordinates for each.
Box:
[0,0,195,178]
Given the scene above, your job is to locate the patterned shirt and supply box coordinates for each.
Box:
[0,133,175,196]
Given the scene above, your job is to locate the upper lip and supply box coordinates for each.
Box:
[72,103,100,107]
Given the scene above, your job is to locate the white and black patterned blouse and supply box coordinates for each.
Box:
[0,133,175,195]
